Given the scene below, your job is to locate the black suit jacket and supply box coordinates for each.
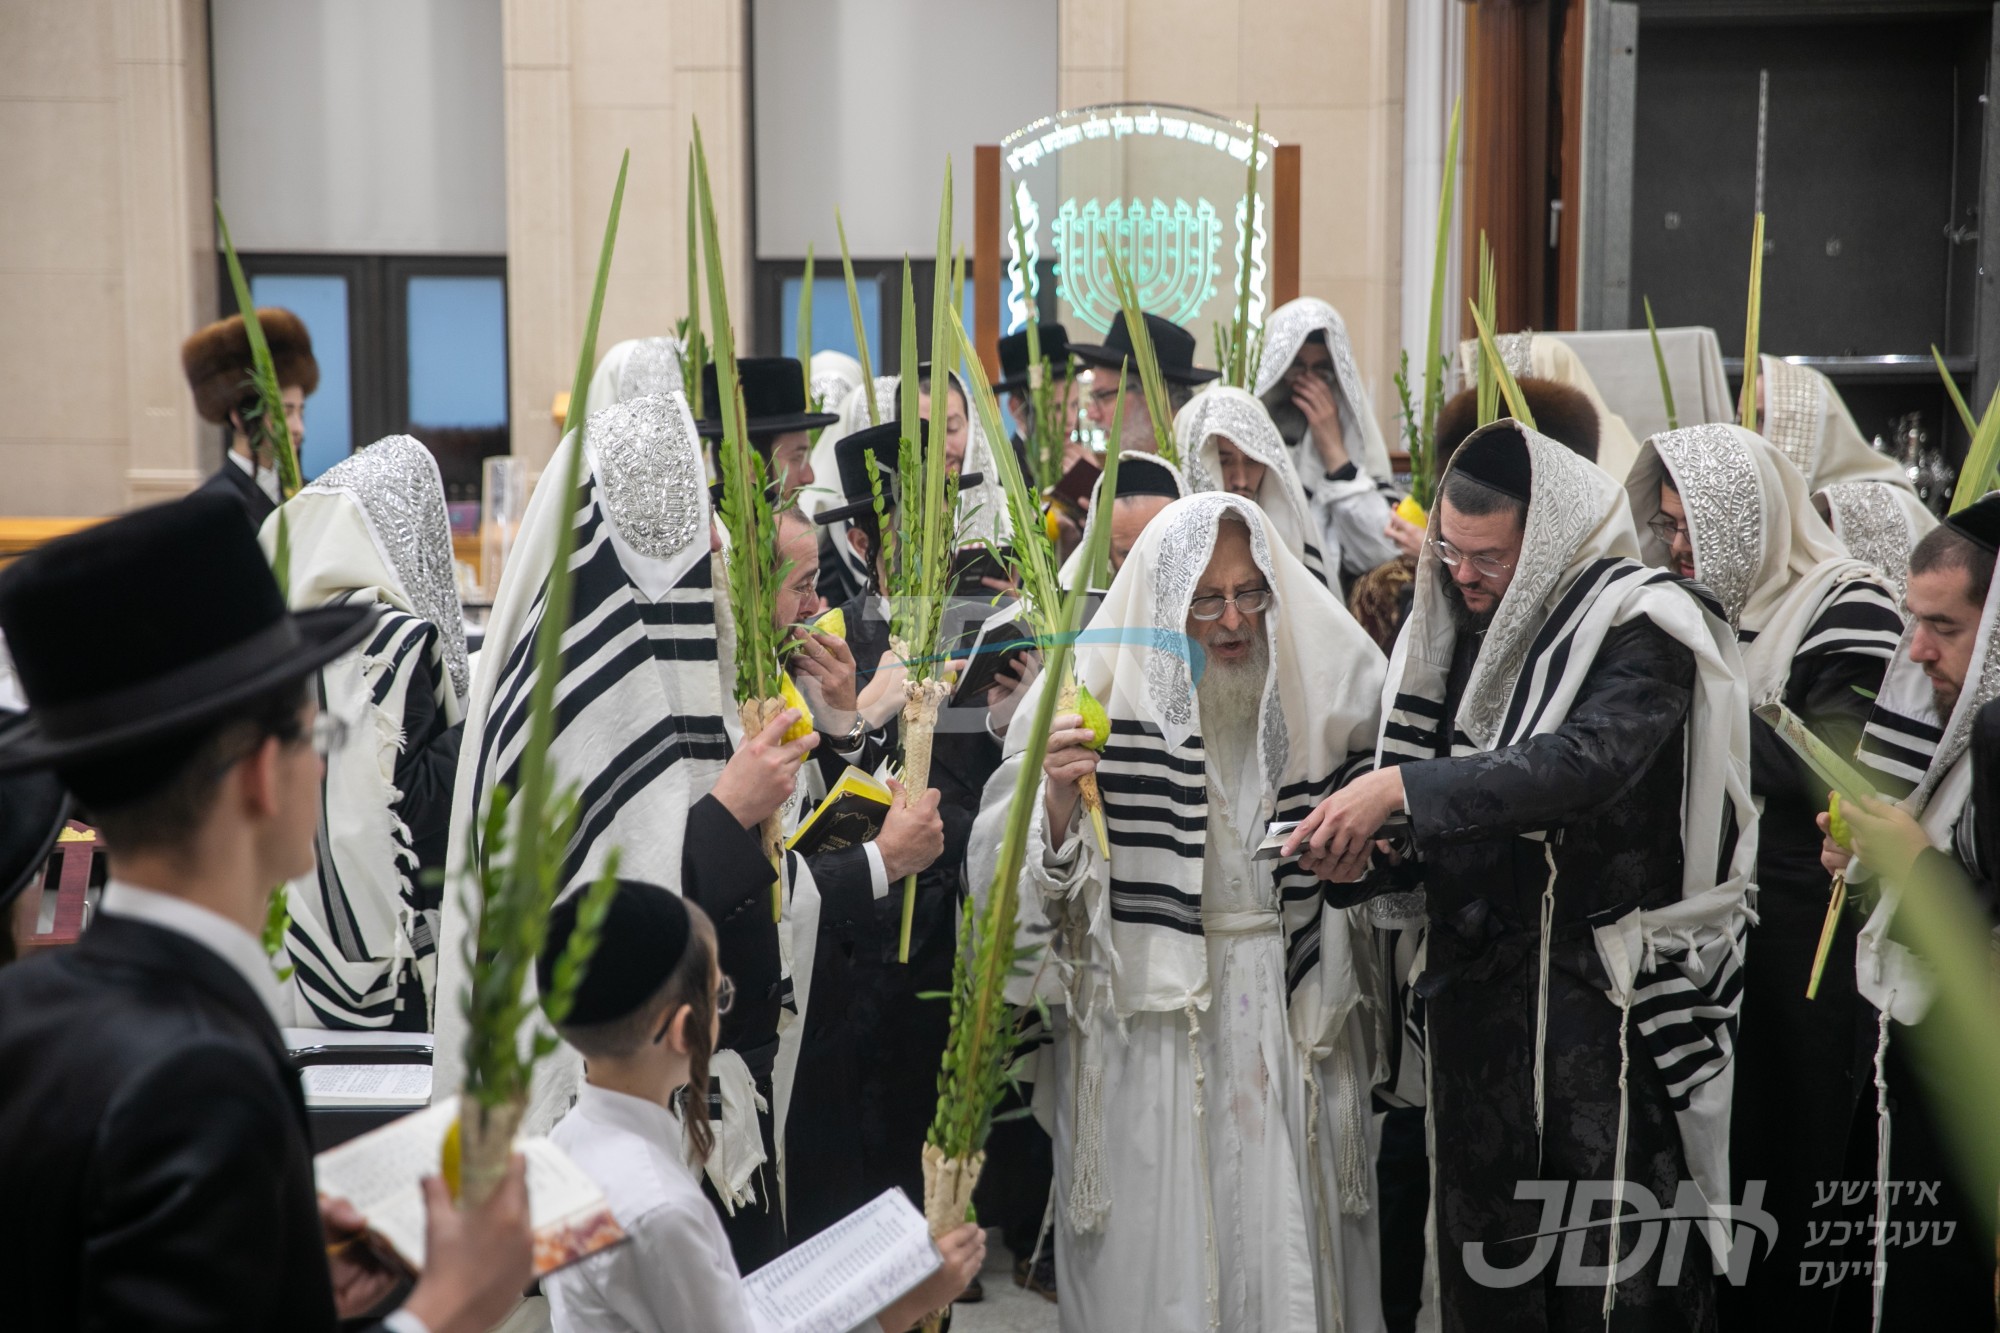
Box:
[0,914,376,1332]
[194,457,278,528]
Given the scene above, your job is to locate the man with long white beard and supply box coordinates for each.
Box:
[1029,492,1388,1333]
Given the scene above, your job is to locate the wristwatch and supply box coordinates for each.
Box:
[824,711,867,750]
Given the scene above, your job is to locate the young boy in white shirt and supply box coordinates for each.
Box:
[537,879,984,1332]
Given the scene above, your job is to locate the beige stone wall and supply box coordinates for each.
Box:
[502,0,750,473]
[0,0,213,517]
[1061,0,1408,429]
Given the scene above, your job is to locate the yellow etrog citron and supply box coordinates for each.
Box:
[1043,507,1062,543]
[1394,495,1427,528]
[779,673,815,742]
[441,1114,462,1201]
[1827,792,1851,851]
[1078,687,1111,751]
[812,606,846,639]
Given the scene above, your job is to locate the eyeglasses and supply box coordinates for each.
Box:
[1429,537,1514,579]
[1647,514,1693,544]
[1088,382,1125,409]
[715,975,735,1016]
[1189,587,1273,621]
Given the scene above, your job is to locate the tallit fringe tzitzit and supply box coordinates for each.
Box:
[1533,841,1558,1156]
[1870,998,1895,1333]
[1185,998,1222,1331]
[919,1145,984,1333]
[739,697,787,868]
[1301,1059,1341,1283]
[1066,1024,1111,1233]
[1335,1037,1371,1216]
[1604,982,1634,1320]
[459,1097,524,1206]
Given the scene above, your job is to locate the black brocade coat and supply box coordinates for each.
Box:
[1396,617,1719,1333]
[784,593,998,1242]
[0,918,396,1332]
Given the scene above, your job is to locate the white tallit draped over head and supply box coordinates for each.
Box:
[1852,502,2000,1025]
[1820,481,1935,602]
[261,435,468,1027]
[1032,492,1384,1029]
[433,391,730,1130]
[1380,423,1757,1227]
[587,336,687,410]
[1254,297,1394,480]
[1178,385,1329,584]
[1627,424,1897,702]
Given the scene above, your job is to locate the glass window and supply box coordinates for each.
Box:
[781,274,879,372]
[406,275,508,427]
[248,273,350,479]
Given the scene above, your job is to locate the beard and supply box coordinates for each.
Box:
[1261,381,1309,446]
[1443,575,1496,633]
[1931,680,1961,720]
[1197,630,1270,782]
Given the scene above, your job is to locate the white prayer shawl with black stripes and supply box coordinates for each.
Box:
[433,394,814,1214]
[1378,425,1757,1241]
[1029,493,1384,1051]
[1627,424,1902,704]
[1852,549,2000,1026]
[1179,386,1331,587]
[260,436,467,1028]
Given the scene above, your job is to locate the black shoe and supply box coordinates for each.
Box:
[957,1275,984,1304]
[1014,1253,1057,1302]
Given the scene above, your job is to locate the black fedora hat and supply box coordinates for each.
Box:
[0,716,67,910]
[1069,311,1217,385]
[0,492,378,773]
[816,420,926,526]
[695,358,841,440]
[995,324,1076,395]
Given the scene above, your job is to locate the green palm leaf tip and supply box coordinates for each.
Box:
[1102,247,1179,466]
[1738,212,1765,434]
[1217,108,1263,389]
[1933,345,1978,438]
[797,245,816,409]
[1468,296,1537,434]
[684,145,705,420]
[463,150,628,1116]
[836,209,879,425]
[1411,97,1462,511]
[1474,232,1499,427]
[950,308,1061,633]
[1008,184,1063,490]
[1949,380,2000,514]
[215,204,302,500]
[1644,297,1679,432]
[694,119,780,707]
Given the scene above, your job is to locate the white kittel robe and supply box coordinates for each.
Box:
[1027,492,1387,1333]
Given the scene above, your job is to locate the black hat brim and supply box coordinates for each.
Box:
[695,411,842,440]
[0,760,67,909]
[994,368,1075,395]
[1067,343,1219,384]
[813,471,984,526]
[0,603,380,774]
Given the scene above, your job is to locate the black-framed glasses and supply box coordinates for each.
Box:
[1189,587,1273,621]
[715,975,735,1016]
[1647,514,1693,544]
[1429,537,1514,579]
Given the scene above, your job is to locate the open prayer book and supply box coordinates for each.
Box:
[313,1096,624,1278]
[742,1188,940,1333]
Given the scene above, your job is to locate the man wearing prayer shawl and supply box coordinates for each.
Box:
[1180,385,1332,587]
[258,435,469,1030]
[1626,425,1904,1322]
[1817,497,2000,1328]
[1026,492,1388,1333]
[1072,310,1216,453]
[433,390,881,1270]
[1295,424,1756,1332]
[1758,355,1940,601]
[588,335,686,409]
[1255,298,1403,581]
